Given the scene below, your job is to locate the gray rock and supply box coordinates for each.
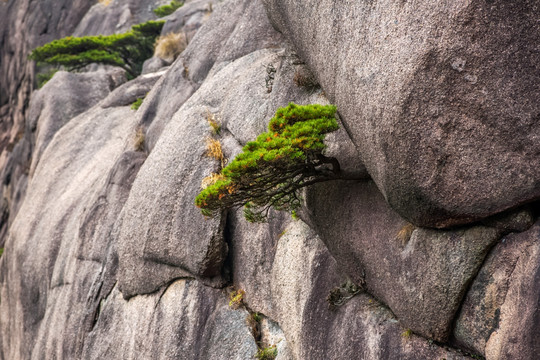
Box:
[142,0,283,151]
[0,0,95,245]
[262,0,540,228]
[73,0,162,36]
[115,98,229,298]
[455,221,540,359]
[161,0,215,42]
[28,70,122,175]
[0,104,138,359]
[142,57,170,75]
[100,70,164,109]
[266,221,470,359]
[81,280,259,359]
[303,180,501,341]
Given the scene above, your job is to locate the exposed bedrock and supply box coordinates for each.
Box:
[302,180,503,342]
[261,0,540,228]
[0,0,539,359]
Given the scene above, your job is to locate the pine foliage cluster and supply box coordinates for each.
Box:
[29,21,165,79]
[195,103,342,222]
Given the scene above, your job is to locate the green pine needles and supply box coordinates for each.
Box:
[153,1,184,17]
[29,20,165,79]
[195,103,353,222]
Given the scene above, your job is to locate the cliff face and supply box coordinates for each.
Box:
[0,0,539,359]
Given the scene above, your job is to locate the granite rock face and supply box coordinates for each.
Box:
[303,180,502,342]
[455,221,540,359]
[262,0,540,228]
[0,0,539,359]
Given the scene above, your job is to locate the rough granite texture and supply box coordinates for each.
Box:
[303,180,502,342]
[0,0,539,359]
[262,0,540,228]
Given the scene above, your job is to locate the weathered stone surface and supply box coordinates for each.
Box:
[81,280,258,360]
[142,57,170,74]
[454,221,540,359]
[0,0,94,244]
[115,98,229,298]
[142,0,283,151]
[249,220,471,359]
[100,70,163,109]
[303,180,501,341]
[161,0,215,41]
[28,70,124,175]
[0,103,138,359]
[262,0,540,228]
[72,0,162,36]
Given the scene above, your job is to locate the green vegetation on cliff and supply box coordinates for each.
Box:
[195,103,354,222]
[29,20,165,79]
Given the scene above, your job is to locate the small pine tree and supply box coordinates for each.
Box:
[195,103,357,222]
[29,20,165,79]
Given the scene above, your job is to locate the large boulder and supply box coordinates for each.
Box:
[262,0,540,228]
[303,180,502,342]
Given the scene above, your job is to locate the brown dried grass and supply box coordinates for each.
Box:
[396,223,416,245]
[206,137,224,167]
[133,127,145,152]
[201,173,225,189]
[154,32,187,62]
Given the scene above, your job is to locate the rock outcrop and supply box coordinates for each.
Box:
[0,0,538,359]
[262,0,540,228]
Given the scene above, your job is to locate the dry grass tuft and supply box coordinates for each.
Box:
[154,32,187,62]
[206,109,221,134]
[206,137,224,167]
[98,0,113,6]
[396,223,416,245]
[133,127,145,152]
[201,173,225,189]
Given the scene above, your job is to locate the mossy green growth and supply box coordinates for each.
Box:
[131,97,144,110]
[0,248,3,257]
[29,20,165,79]
[153,0,184,17]
[195,103,340,222]
[255,345,277,360]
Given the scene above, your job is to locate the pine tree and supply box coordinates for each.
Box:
[29,20,165,79]
[195,103,357,222]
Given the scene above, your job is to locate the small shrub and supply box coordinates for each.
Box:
[401,329,412,338]
[206,109,221,135]
[229,289,245,309]
[133,127,145,151]
[326,279,364,310]
[255,345,277,360]
[153,0,183,17]
[154,32,187,62]
[131,97,144,110]
[98,0,112,6]
[246,312,261,339]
